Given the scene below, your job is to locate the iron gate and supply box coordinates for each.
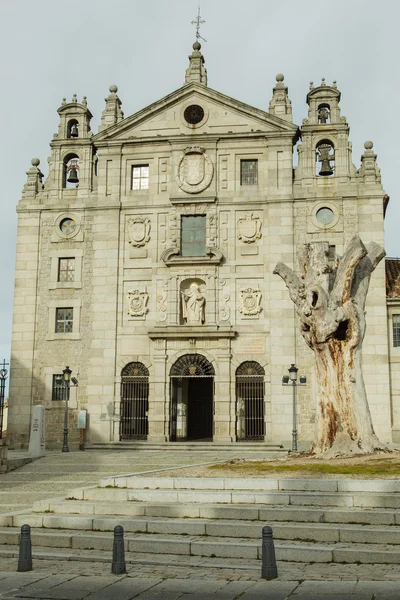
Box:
[236,362,265,441]
[120,362,149,440]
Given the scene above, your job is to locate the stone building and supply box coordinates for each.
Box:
[7,42,400,448]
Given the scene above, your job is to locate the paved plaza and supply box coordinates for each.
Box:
[0,450,399,599]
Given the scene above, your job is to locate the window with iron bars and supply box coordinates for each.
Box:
[240,159,258,186]
[55,308,73,333]
[52,374,68,401]
[58,258,75,282]
[393,314,400,347]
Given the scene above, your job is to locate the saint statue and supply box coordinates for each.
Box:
[181,283,205,324]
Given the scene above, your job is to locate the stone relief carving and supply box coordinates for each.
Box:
[219,280,230,322]
[239,288,262,316]
[181,282,206,324]
[157,282,168,322]
[127,289,149,317]
[237,213,262,244]
[175,146,213,194]
[127,217,151,247]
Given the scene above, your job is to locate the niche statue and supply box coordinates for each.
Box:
[182,283,205,325]
[274,236,387,457]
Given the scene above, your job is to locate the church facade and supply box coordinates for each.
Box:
[8,42,400,448]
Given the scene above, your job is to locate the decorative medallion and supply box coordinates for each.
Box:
[239,288,262,316]
[175,146,213,194]
[127,290,149,317]
[237,213,262,244]
[157,282,168,322]
[127,217,151,247]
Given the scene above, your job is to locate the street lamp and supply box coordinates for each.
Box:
[282,363,307,452]
[62,366,72,452]
[0,360,9,440]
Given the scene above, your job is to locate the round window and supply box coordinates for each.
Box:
[316,207,335,225]
[60,218,77,235]
[184,105,205,125]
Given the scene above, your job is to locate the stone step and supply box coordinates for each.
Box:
[0,528,399,564]
[101,476,400,494]
[85,442,286,452]
[5,514,400,546]
[29,500,399,526]
[65,485,400,509]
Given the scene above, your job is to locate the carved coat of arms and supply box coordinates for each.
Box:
[176,146,213,194]
[127,217,151,247]
[239,288,262,316]
[127,290,149,317]
[237,213,262,243]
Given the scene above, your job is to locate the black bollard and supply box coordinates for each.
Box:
[111,525,126,575]
[261,525,278,580]
[17,524,33,572]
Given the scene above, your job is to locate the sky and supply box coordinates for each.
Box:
[0,0,398,368]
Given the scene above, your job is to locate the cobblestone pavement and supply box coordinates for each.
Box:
[0,450,399,598]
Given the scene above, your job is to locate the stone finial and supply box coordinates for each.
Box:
[72,94,78,103]
[358,140,381,184]
[268,73,292,122]
[98,84,124,132]
[22,158,44,199]
[61,97,67,106]
[309,81,314,90]
[321,78,326,86]
[82,96,87,107]
[185,41,208,86]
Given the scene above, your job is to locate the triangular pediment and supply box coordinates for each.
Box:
[93,83,299,143]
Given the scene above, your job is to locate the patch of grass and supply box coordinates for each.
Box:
[207,458,400,477]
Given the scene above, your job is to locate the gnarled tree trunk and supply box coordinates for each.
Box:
[274,236,387,457]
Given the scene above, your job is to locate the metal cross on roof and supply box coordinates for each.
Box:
[191,6,207,43]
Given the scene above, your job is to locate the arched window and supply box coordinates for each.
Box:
[236,361,265,441]
[318,104,330,124]
[67,119,79,139]
[316,139,335,177]
[120,362,149,440]
[63,153,80,189]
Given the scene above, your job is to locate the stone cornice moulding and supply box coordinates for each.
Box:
[161,246,224,266]
[170,196,216,205]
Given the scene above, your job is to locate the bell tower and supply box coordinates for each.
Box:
[46,94,94,196]
[295,79,356,185]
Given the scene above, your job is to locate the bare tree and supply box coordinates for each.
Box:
[274,236,388,457]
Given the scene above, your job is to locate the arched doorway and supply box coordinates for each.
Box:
[170,354,214,441]
[120,362,149,440]
[236,361,265,441]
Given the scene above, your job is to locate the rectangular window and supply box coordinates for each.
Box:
[393,314,400,347]
[52,374,67,401]
[241,159,258,185]
[55,307,73,333]
[58,258,75,282]
[132,165,149,190]
[181,215,206,257]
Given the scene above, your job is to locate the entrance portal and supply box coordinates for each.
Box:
[170,354,214,441]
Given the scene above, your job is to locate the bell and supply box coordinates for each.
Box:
[319,159,333,176]
[70,124,78,138]
[67,167,79,183]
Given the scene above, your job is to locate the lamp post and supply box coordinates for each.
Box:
[0,360,9,439]
[62,366,72,453]
[282,364,307,452]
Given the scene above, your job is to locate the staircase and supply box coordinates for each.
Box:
[85,441,286,452]
[0,475,399,567]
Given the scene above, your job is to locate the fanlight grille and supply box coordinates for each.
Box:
[121,362,149,378]
[236,361,265,377]
[170,354,215,377]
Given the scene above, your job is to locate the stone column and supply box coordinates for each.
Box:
[148,339,168,442]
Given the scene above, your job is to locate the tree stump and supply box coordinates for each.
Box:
[274,236,387,457]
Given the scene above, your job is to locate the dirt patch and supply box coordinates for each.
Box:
[143,450,400,479]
